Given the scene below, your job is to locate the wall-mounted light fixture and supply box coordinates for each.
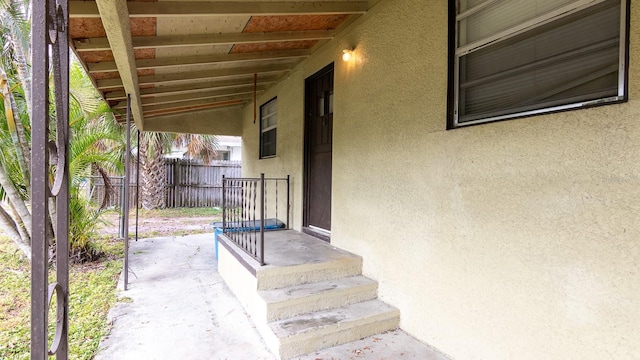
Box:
[342,48,354,62]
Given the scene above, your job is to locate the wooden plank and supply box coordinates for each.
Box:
[88,49,310,72]
[112,86,265,110]
[94,0,145,127]
[140,87,265,107]
[70,1,367,17]
[105,76,278,100]
[143,98,249,117]
[76,31,334,52]
[98,63,291,89]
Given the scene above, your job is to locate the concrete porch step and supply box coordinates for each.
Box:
[267,299,400,359]
[256,254,363,291]
[258,275,378,321]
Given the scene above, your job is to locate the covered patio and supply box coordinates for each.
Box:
[35,1,387,358]
[32,0,640,359]
[68,0,370,134]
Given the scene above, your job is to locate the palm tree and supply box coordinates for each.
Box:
[173,133,219,165]
[0,9,124,259]
[138,132,169,210]
[67,77,123,260]
[0,0,32,257]
[137,132,218,210]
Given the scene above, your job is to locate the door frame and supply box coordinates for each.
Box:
[303,63,334,242]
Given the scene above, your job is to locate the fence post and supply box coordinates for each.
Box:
[119,179,125,238]
[259,173,265,265]
[222,175,226,233]
[173,160,180,208]
[286,175,290,230]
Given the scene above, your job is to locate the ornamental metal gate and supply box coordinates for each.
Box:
[31,0,70,358]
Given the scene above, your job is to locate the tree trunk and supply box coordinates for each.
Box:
[0,71,30,191]
[0,205,30,259]
[140,133,166,210]
[8,202,29,244]
[9,94,31,188]
[13,44,31,121]
[9,92,31,177]
[0,162,32,238]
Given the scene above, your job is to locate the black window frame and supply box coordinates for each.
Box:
[447,0,631,129]
[259,97,277,159]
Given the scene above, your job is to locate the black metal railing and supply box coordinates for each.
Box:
[222,174,290,265]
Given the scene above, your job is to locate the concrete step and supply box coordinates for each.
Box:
[258,276,378,321]
[255,255,363,290]
[267,299,400,359]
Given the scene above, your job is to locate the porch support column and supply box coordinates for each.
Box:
[31,0,70,358]
[123,94,132,290]
[31,0,50,355]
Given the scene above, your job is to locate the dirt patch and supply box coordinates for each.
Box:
[99,212,220,238]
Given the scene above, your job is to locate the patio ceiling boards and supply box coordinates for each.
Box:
[69,0,369,132]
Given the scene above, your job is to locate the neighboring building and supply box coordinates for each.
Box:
[167,136,242,162]
[215,135,242,162]
[66,1,639,359]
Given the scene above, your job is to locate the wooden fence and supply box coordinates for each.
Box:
[87,159,241,209]
[165,159,241,208]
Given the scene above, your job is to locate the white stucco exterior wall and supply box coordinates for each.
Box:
[241,0,640,358]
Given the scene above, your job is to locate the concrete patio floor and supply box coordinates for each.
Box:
[95,233,450,360]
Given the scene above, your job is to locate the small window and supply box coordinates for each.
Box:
[449,0,629,128]
[260,98,277,158]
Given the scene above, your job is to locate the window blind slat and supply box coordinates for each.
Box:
[461,0,578,46]
[456,0,622,124]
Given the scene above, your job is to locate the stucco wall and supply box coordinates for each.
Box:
[145,106,244,135]
[241,0,640,358]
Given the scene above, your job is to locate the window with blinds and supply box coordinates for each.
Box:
[260,97,277,159]
[450,0,629,127]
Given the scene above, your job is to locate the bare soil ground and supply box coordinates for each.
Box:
[98,208,222,238]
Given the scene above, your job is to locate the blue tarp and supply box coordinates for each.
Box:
[211,218,285,261]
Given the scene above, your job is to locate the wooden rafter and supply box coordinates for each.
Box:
[97,63,292,89]
[87,49,310,73]
[105,76,279,101]
[70,1,369,18]
[142,95,253,113]
[94,0,145,128]
[113,87,266,109]
[75,31,334,52]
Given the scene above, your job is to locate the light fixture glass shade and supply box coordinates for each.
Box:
[342,49,353,62]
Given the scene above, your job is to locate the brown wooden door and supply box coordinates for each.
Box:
[304,64,334,236]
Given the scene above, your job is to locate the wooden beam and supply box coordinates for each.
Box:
[143,101,245,118]
[142,88,265,107]
[115,97,248,119]
[87,49,310,73]
[98,63,290,90]
[75,31,334,52]
[114,86,266,108]
[105,76,278,100]
[70,1,368,18]
[142,95,253,113]
[95,0,145,129]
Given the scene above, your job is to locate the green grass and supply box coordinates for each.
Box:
[0,236,123,359]
[0,207,216,359]
[0,238,30,360]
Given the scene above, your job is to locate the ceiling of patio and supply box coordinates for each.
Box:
[68,0,368,130]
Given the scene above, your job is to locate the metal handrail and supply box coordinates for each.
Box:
[221,173,290,265]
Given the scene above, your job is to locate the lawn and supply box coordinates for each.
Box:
[0,235,122,359]
[0,207,218,359]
